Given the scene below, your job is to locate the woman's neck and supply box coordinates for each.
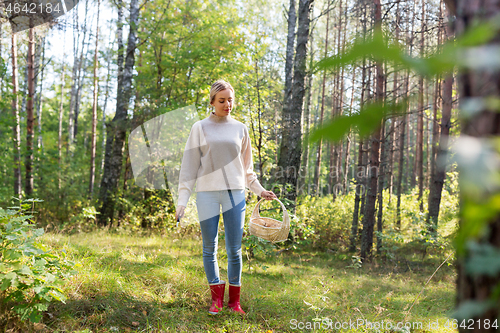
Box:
[209,111,231,122]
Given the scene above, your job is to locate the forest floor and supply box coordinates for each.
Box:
[13,230,456,333]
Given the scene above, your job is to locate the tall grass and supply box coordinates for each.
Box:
[1,184,459,332]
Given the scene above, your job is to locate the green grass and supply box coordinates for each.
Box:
[8,230,458,333]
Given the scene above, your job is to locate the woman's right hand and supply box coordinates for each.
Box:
[175,205,186,221]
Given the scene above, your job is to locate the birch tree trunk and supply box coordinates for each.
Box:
[313,6,330,196]
[335,0,345,197]
[11,33,22,198]
[68,5,83,152]
[25,23,35,197]
[35,36,45,165]
[277,0,314,206]
[98,0,139,226]
[101,41,114,178]
[58,63,65,191]
[89,0,100,197]
[408,0,417,190]
[278,0,296,190]
[298,30,314,194]
[282,0,297,133]
[388,3,400,201]
[416,0,426,211]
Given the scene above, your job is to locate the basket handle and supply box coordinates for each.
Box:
[251,197,289,222]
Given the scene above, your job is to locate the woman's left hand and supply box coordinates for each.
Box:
[260,190,278,200]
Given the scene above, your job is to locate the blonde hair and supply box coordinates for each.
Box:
[209,79,235,105]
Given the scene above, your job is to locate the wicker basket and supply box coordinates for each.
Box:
[249,198,290,243]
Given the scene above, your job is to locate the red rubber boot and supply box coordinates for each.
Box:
[228,285,246,314]
[208,282,225,314]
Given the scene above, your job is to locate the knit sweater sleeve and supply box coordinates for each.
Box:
[242,126,266,197]
[177,122,202,207]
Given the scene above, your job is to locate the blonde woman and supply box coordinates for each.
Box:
[175,79,277,315]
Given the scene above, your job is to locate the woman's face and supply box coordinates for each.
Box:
[211,89,234,117]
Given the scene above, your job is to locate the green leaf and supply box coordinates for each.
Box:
[49,289,66,302]
[4,249,22,261]
[32,228,44,238]
[44,272,56,284]
[5,234,20,241]
[309,100,407,143]
[34,258,47,270]
[456,22,498,47]
[1,271,18,290]
[27,310,42,323]
[34,303,48,311]
[1,276,12,291]
[315,19,500,78]
[19,265,33,276]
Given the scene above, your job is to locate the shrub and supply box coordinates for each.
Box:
[295,194,353,251]
[0,199,76,322]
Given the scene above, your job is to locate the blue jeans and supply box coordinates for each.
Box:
[196,189,246,286]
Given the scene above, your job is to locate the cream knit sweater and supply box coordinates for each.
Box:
[177,112,266,207]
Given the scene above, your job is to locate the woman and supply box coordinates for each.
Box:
[175,79,277,315]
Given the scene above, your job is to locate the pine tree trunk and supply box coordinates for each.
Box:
[329,87,337,195]
[362,58,374,207]
[396,72,409,230]
[453,0,500,329]
[427,2,452,235]
[376,120,386,253]
[350,138,364,252]
[351,45,368,251]
[360,0,383,261]
[359,3,369,216]
[344,67,356,191]
[387,119,395,201]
